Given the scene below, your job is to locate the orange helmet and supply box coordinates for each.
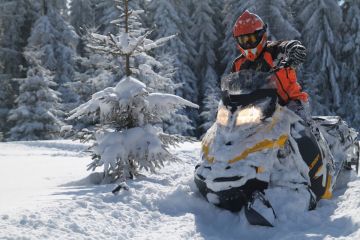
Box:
[233,10,267,61]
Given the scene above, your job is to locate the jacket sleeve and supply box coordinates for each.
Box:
[268,40,302,52]
[267,40,306,65]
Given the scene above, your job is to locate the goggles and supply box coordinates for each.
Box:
[236,28,266,49]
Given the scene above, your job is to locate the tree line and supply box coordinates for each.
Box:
[0,0,359,141]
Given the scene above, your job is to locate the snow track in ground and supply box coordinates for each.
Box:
[0,140,359,240]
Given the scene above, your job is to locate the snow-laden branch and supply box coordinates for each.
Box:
[67,76,198,123]
[147,93,199,109]
[87,30,175,57]
[140,34,177,52]
[68,77,147,121]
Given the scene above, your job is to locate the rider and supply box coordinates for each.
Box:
[231,10,335,186]
[231,10,308,120]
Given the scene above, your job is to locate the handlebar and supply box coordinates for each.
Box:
[270,59,292,73]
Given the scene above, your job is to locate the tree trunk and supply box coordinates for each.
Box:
[124,0,131,76]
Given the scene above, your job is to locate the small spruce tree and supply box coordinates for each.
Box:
[8,60,61,141]
[68,0,198,182]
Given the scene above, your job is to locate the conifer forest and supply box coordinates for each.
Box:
[0,0,359,141]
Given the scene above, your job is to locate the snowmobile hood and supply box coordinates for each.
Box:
[202,134,288,164]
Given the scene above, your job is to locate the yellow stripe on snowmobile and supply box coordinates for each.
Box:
[309,154,321,170]
[228,135,288,164]
[321,175,333,199]
[256,166,265,173]
[314,165,323,179]
[202,143,215,163]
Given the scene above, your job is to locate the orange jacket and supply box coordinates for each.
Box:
[232,43,308,104]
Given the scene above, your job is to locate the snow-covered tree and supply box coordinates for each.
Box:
[0,0,40,139]
[8,58,61,141]
[87,0,195,135]
[338,0,360,129]
[69,0,95,56]
[70,52,121,104]
[296,0,343,114]
[70,0,95,36]
[191,1,221,133]
[248,0,300,41]
[148,0,199,134]
[199,70,221,133]
[94,2,176,93]
[69,77,198,181]
[93,0,119,35]
[50,0,68,17]
[30,2,80,111]
[68,0,198,182]
[0,0,36,77]
[175,0,198,70]
[0,73,13,136]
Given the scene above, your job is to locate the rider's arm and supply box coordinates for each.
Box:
[231,55,246,73]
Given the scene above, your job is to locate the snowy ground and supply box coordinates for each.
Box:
[0,140,360,240]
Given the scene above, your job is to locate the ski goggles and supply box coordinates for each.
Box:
[236,28,266,49]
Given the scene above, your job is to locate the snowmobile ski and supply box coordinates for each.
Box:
[244,191,276,227]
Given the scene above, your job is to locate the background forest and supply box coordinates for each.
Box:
[0,0,359,141]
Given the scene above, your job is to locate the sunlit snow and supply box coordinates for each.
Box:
[0,140,360,239]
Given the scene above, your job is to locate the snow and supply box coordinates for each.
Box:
[1,140,360,239]
[0,141,89,212]
[94,125,170,174]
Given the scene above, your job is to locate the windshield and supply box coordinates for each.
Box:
[221,70,275,94]
[218,70,278,123]
[220,70,277,110]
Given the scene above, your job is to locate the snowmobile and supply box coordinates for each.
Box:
[194,68,359,227]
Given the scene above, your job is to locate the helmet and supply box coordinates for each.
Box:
[233,10,267,61]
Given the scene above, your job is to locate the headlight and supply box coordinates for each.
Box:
[235,106,263,126]
[216,106,230,126]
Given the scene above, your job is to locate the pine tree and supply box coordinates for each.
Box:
[70,52,121,104]
[191,1,221,133]
[247,0,300,40]
[339,0,360,129]
[68,0,198,182]
[0,0,39,138]
[31,2,80,111]
[8,55,61,141]
[85,0,175,95]
[51,0,68,18]
[0,0,36,77]
[148,0,199,135]
[93,0,119,35]
[210,0,226,73]
[70,0,95,36]
[200,69,221,133]
[0,73,13,137]
[296,0,343,115]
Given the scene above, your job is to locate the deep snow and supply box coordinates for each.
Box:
[0,140,360,240]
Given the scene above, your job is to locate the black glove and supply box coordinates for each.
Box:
[285,40,306,67]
